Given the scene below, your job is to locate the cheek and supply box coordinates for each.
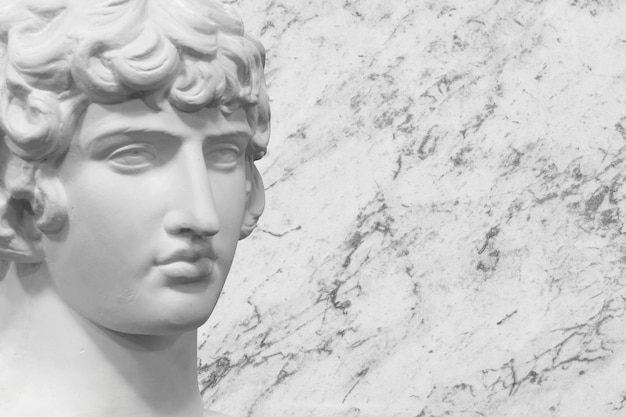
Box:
[65,178,155,258]
[62,159,175,239]
[210,169,248,262]
[44,166,158,292]
[212,171,247,228]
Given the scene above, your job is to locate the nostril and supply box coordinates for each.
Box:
[163,211,219,237]
[174,225,218,238]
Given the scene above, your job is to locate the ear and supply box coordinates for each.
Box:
[0,150,44,263]
[239,158,265,239]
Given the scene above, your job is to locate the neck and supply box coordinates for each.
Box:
[0,263,204,417]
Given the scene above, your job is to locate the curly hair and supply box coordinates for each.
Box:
[0,0,270,161]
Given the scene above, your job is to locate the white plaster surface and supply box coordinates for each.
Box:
[198,1,626,416]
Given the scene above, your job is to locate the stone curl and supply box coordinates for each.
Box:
[0,0,270,162]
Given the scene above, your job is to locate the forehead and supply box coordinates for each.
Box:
[73,99,252,146]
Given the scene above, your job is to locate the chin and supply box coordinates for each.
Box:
[90,300,219,337]
[102,315,213,337]
[154,312,214,335]
[135,320,210,336]
[144,307,216,336]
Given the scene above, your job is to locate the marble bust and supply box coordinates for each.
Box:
[0,1,269,416]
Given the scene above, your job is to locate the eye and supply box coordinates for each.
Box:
[108,144,157,170]
[205,145,241,169]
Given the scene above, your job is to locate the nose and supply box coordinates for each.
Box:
[162,146,220,238]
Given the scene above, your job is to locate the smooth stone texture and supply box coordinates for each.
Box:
[199,1,626,416]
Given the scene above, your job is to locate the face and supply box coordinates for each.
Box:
[41,99,253,335]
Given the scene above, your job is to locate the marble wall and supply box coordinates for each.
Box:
[198,1,626,416]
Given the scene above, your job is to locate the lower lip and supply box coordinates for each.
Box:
[158,259,214,284]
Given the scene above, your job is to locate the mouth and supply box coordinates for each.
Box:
[157,258,214,284]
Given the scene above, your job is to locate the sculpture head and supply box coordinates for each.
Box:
[0,0,269,335]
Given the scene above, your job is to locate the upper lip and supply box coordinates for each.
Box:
[156,245,217,265]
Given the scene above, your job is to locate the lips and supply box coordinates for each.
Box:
[158,258,214,283]
[155,245,217,284]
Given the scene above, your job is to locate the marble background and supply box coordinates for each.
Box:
[198,1,626,416]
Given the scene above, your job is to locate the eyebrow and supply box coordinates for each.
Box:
[81,126,253,154]
[82,130,170,155]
